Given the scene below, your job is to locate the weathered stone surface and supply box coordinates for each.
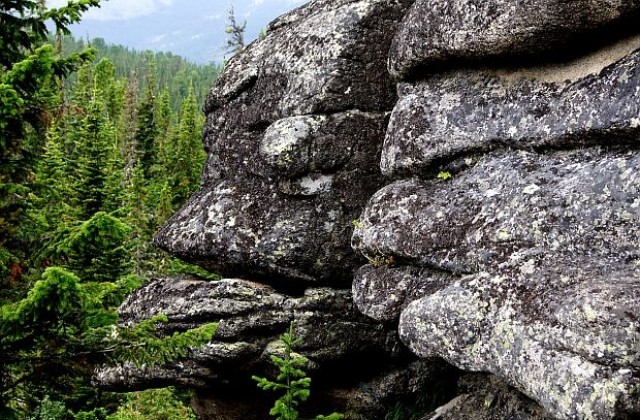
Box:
[96,277,445,419]
[352,265,452,322]
[154,0,412,285]
[384,41,640,178]
[356,149,640,273]
[425,374,554,420]
[389,0,640,79]
[352,149,640,419]
[205,0,410,121]
[155,110,387,285]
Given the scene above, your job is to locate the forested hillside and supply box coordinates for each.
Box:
[59,36,221,111]
[1,1,220,418]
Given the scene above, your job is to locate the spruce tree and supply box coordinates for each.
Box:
[171,85,205,206]
[134,54,158,177]
[72,96,117,219]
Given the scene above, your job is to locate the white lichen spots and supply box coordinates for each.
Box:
[495,229,511,241]
[260,116,323,165]
[439,92,462,111]
[523,184,540,195]
[485,188,500,198]
[582,303,598,323]
[507,126,518,136]
[519,259,536,275]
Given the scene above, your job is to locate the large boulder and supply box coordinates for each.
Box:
[389,0,640,79]
[98,0,450,418]
[384,35,640,178]
[352,8,640,419]
[155,0,413,286]
[353,150,640,418]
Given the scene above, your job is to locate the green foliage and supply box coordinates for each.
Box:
[437,171,452,181]
[0,266,216,415]
[224,6,246,57]
[253,322,343,420]
[1,2,220,417]
[52,212,132,283]
[0,1,98,270]
[107,387,195,420]
[28,395,71,420]
[105,315,217,368]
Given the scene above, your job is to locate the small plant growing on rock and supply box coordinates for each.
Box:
[361,249,395,268]
[252,322,343,420]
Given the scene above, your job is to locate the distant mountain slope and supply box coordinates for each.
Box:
[59,0,306,64]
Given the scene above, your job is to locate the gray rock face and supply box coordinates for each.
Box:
[96,277,444,419]
[352,17,640,420]
[389,0,640,79]
[426,374,555,420]
[156,110,388,285]
[155,0,413,285]
[100,0,640,418]
[384,38,640,178]
[353,150,640,418]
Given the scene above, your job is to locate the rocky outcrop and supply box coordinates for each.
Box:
[154,0,414,286]
[389,0,640,79]
[352,3,640,419]
[353,150,640,418]
[99,0,640,419]
[98,0,448,418]
[383,36,640,178]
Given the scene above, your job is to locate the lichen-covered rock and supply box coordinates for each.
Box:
[96,277,444,419]
[384,39,640,178]
[389,0,640,79]
[426,374,555,420]
[155,0,414,285]
[155,110,387,285]
[352,265,452,322]
[352,149,640,418]
[205,0,411,121]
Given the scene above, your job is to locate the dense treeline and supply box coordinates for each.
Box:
[59,35,221,111]
[1,1,219,418]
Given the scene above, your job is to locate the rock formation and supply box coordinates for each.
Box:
[353,3,640,419]
[97,0,451,418]
[98,0,640,419]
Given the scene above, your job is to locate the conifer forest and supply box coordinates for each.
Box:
[1,1,221,418]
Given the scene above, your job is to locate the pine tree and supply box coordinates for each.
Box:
[72,96,117,219]
[224,5,246,57]
[94,57,125,121]
[119,71,139,184]
[170,85,205,206]
[134,53,158,177]
[0,0,99,290]
[32,122,74,234]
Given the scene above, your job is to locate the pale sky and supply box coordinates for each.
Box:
[47,0,305,21]
[45,0,307,63]
[48,0,173,20]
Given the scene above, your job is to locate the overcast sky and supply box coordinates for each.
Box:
[46,0,306,63]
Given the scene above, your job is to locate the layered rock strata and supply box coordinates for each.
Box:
[98,0,449,418]
[98,0,640,419]
[353,4,640,420]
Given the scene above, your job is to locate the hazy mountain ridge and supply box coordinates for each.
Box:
[61,0,305,64]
